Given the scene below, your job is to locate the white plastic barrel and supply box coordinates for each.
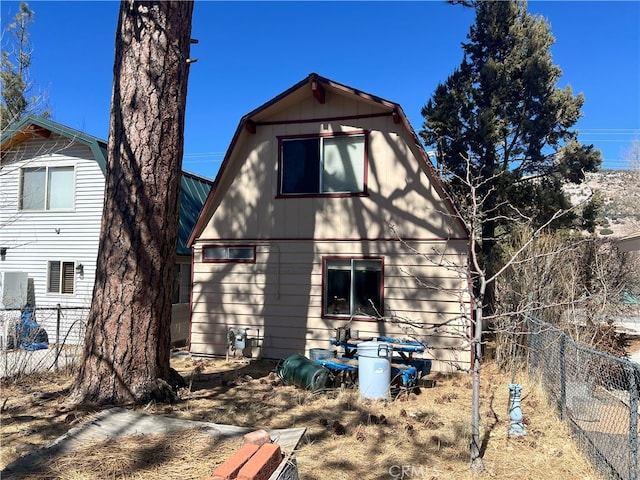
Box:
[357,340,391,400]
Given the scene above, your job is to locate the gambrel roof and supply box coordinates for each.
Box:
[188,72,466,247]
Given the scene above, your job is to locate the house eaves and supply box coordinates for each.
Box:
[2,115,213,255]
[187,72,468,248]
[1,115,108,174]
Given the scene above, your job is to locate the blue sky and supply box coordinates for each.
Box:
[2,1,639,179]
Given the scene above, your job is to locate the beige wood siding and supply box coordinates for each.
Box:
[190,85,471,372]
[198,98,463,243]
[191,240,470,372]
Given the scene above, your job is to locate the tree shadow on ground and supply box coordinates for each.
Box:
[1,358,470,480]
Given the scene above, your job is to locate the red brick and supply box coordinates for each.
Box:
[237,443,282,480]
[208,442,260,480]
[243,429,271,446]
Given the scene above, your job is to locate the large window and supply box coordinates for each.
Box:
[324,257,383,318]
[203,245,256,263]
[279,132,366,196]
[20,166,75,210]
[47,261,75,294]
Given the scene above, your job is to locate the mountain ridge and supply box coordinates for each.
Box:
[564,169,640,237]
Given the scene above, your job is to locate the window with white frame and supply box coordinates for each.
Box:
[279,132,366,196]
[324,257,383,318]
[203,245,256,263]
[172,263,191,304]
[47,261,75,294]
[20,166,75,210]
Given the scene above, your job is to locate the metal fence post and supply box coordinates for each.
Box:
[528,316,537,373]
[530,317,639,480]
[627,365,638,480]
[559,334,566,420]
[55,304,61,371]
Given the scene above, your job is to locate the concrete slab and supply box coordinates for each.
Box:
[1,407,306,477]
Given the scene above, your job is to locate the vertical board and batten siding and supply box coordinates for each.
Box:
[190,89,471,372]
[0,135,104,345]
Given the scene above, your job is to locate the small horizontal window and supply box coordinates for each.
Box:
[203,245,256,263]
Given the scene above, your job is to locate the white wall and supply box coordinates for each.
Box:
[0,135,105,345]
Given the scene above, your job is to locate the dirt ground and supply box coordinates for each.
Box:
[0,354,605,480]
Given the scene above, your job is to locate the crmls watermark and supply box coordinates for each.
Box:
[388,464,434,479]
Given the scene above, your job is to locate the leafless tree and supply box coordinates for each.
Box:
[388,153,605,470]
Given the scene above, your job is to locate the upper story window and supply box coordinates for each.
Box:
[20,166,75,211]
[278,131,367,197]
[203,245,256,263]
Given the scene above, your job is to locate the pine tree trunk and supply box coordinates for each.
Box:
[69,0,193,405]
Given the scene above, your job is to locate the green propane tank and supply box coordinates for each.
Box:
[276,354,330,391]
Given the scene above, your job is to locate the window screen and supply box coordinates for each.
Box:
[21,166,74,210]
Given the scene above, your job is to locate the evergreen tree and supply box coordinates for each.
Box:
[421,0,601,275]
[0,2,49,131]
[420,1,602,469]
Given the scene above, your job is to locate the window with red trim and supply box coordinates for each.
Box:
[203,246,255,263]
[279,132,366,196]
[324,257,382,318]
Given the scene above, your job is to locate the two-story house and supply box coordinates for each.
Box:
[0,116,212,347]
[187,74,472,372]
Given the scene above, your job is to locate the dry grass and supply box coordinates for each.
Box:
[4,429,242,480]
[0,356,605,480]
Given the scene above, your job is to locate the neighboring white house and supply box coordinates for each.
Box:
[0,116,212,347]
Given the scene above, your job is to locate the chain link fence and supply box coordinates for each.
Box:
[527,315,640,480]
[0,305,88,378]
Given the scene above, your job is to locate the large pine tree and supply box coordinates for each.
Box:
[0,2,49,131]
[69,0,194,405]
[420,1,602,469]
[421,0,601,276]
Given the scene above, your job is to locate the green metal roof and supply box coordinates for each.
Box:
[2,115,212,256]
[177,171,213,255]
[1,115,108,173]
